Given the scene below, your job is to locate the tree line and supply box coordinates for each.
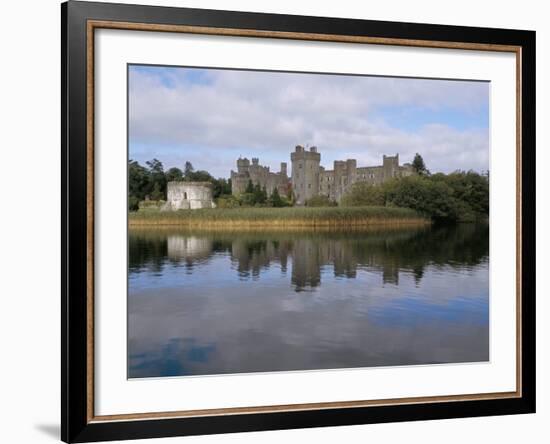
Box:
[341,154,489,222]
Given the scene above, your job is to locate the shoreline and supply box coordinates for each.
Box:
[128,206,430,229]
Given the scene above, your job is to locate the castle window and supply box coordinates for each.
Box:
[184,192,188,200]
[308,184,311,189]
[299,163,302,169]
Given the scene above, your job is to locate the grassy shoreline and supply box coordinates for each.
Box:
[129,206,430,228]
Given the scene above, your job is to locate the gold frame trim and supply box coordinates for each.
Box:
[86,19,523,423]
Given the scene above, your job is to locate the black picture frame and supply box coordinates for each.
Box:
[61,1,536,442]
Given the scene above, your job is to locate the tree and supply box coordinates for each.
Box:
[341,183,385,207]
[128,159,151,206]
[146,158,166,198]
[245,179,254,194]
[412,153,429,175]
[253,183,266,204]
[128,196,140,212]
[165,167,183,182]
[150,182,164,201]
[212,178,232,198]
[184,161,194,179]
[384,175,461,221]
[186,169,214,182]
[270,187,284,207]
[440,170,489,217]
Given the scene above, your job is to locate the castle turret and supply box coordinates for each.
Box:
[280,162,287,176]
[383,154,399,179]
[237,157,250,173]
[291,145,321,205]
[346,159,357,184]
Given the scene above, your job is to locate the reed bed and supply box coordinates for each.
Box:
[128,206,429,228]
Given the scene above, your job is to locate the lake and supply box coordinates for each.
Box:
[128,223,489,378]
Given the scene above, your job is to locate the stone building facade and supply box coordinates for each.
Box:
[162,181,216,210]
[317,153,413,204]
[230,157,290,196]
[231,145,414,205]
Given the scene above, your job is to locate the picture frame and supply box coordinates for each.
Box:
[61,1,536,442]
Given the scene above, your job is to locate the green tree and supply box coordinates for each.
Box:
[448,170,489,215]
[150,182,164,201]
[240,193,256,206]
[245,179,254,194]
[128,196,140,212]
[270,187,284,207]
[412,153,429,175]
[253,183,266,204]
[146,158,166,197]
[341,183,385,207]
[340,167,490,223]
[165,167,183,182]
[186,170,214,182]
[184,161,194,179]
[212,178,232,198]
[384,175,460,221]
[128,159,151,208]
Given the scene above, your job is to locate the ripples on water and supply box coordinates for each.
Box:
[128,224,489,378]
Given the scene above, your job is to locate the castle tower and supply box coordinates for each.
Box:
[333,160,346,202]
[383,154,399,180]
[291,145,320,205]
[237,157,250,173]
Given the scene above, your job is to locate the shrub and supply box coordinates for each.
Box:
[305,195,337,207]
[341,183,385,207]
[216,195,241,208]
[128,196,140,212]
[138,200,164,212]
[341,171,489,223]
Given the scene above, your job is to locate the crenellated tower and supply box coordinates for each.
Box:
[291,145,321,205]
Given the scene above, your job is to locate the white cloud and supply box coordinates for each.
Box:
[129,67,489,177]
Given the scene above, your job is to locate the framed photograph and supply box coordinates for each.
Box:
[61,1,535,442]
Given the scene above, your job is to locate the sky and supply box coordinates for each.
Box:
[128,65,490,179]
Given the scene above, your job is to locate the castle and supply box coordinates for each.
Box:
[231,145,414,205]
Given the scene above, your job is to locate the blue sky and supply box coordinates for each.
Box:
[129,65,489,178]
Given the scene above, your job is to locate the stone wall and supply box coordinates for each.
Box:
[162,181,215,211]
[319,155,414,204]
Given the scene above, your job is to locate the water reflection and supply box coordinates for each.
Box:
[128,224,489,378]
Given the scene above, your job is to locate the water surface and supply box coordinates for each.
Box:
[128,224,489,378]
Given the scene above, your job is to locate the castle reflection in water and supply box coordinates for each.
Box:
[130,224,489,293]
